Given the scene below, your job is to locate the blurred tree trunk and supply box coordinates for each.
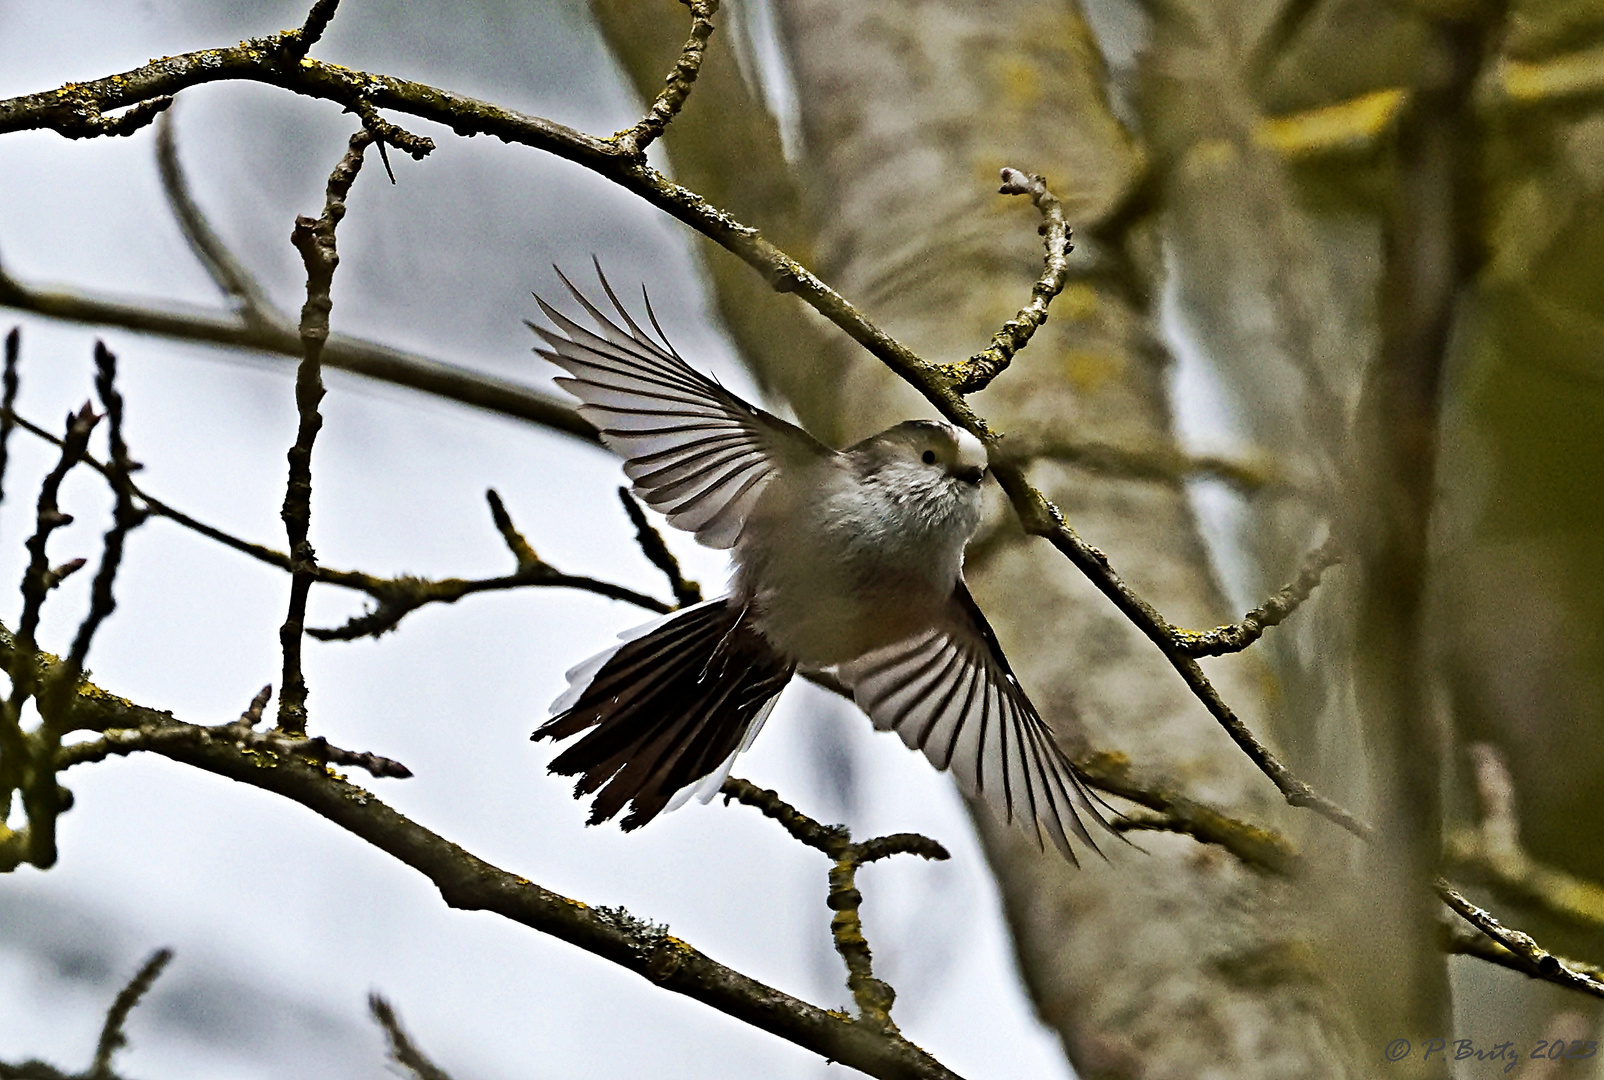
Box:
[593,1,1364,1074]
[592,0,1604,1074]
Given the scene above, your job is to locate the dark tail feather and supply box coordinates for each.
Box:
[534,599,794,830]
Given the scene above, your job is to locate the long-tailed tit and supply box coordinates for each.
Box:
[529,270,1115,861]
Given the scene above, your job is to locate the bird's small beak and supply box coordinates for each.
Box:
[951,464,986,485]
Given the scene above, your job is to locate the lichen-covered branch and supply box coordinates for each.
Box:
[720,777,948,1030]
[1076,752,1303,876]
[12,629,965,1080]
[0,10,1364,836]
[285,0,342,59]
[1436,881,1604,1000]
[1172,540,1342,657]
[612,0,720,159]
[59,683,413,780]
[941,168,1072,394]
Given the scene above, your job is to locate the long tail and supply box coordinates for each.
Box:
[533,598,794,830]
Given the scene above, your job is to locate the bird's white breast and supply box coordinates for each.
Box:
[733,456,982,665]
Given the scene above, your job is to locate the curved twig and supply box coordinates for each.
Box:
[277,130,371,735]
[942,168,1073,394]
[1172,540,1342,657]
[613,0,720,158]
[1436,881,1604,999]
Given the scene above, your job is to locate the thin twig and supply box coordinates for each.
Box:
[286,0,342,59]
[62,717,414,780]
[278,130,370,735]
[4,400,100,865]
[720,777,948,1030]
[618,488,701,607]
[1436,880,1604,1000]
[0,327,18,506]
[992,462,1372,839]
[62,342,149,680]
[1172,540,1342,657]
[59,682,411,780]
[613,0,720,158]
[485,488,540,571]
[90,949,173,1079]
[348,97,435,164]
[14,404,99,654]
[942,168,1073,394]
[155,112,282,333]
[369,996,454,1080]
[0,410,673,638]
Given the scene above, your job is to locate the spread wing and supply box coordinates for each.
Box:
[836,581,1119,863]
[531,267,828,549]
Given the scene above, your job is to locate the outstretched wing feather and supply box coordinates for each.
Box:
[532,269,827,549]
[837,582,1117,863]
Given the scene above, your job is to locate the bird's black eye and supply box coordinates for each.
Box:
[921,450,936,465]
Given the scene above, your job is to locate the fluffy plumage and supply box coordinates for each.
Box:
[530,267,1116,861]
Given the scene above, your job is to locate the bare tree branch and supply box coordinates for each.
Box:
[0,257,596,441]
[612,0,721,159]
[90,949,173,1079]
[285,0,343,59]
[942,168,1073,394]
[0,0,1366,863]
[1172,540,1342,657]
[369,995,454,1080]
[719,777,948,1031]
[1075,752,1303,876]
[277,130,370,735]
[16,626,967,1080]
[1436,881,1604,1000]
[8,116,591,443]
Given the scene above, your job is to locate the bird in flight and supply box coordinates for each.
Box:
[529,268,1116,862]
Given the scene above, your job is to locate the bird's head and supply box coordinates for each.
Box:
[854,419,988,487]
